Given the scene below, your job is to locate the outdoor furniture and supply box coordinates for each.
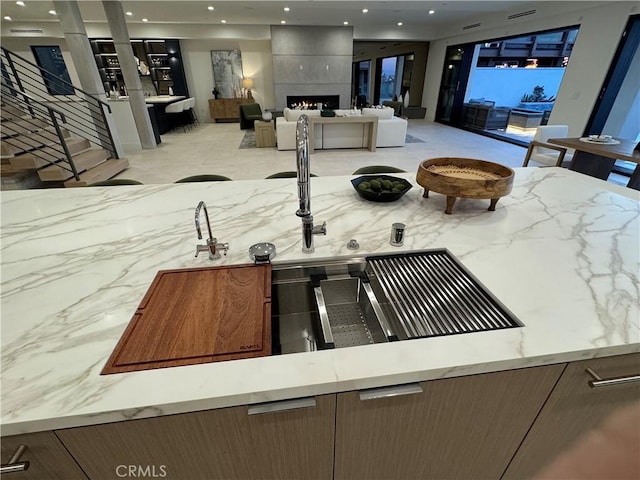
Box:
[463,103,511,130]
[508,109,544,130]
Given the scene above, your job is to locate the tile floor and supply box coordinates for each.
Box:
[115,120,628,187]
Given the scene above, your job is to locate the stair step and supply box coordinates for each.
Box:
[1,118,49,137]
[64,158,130,187]
[9,138,91,169]
[39,148,111,181]
[0,127,70,155]
[1,105,27,120]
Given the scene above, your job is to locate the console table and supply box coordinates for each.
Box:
[208,98,251,123]
[308,115,379,154]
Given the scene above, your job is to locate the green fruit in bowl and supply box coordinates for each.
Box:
[369,179,382,191]
[358,181,370,191]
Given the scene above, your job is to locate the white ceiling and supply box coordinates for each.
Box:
[0,1,609,41]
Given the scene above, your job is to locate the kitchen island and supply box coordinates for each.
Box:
[1,168,638,442]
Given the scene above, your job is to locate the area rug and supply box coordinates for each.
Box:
[239,129,256,149]
[405,134,426,144]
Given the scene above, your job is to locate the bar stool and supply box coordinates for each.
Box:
[185,97,199,127]
[165,99,187,133]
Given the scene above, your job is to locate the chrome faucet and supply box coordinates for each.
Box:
[296,114,326,253]
[194,201,229,260]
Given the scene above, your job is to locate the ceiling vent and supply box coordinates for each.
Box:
[462,22,481,30]
[10,28,44,33]
[507,9,536,20]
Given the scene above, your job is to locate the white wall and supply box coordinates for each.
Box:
[423,1,639,137]
[465,68,566,107]
[180,39,274,123]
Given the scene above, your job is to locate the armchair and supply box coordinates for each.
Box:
[522,125,573,167]
[382,101,403,117]
[239,103,263,130]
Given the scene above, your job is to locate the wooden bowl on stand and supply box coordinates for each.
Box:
[416,158,514,214]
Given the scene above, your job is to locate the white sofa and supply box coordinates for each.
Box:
[276,107,408,151]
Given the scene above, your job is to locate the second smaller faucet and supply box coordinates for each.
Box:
[194,201,229,260]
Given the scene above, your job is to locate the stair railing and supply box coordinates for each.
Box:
[1,46,118,159]
[2,88,81,181]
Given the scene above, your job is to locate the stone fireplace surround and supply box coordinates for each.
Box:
[287,95,340,110]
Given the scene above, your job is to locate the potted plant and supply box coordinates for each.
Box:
[520,85,555,111]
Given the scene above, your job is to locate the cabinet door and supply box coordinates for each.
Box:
[224,99,242,119]
[209,99,226,120]
[335,364,565,480]
[503,353,640,479]
[57,395,335,480]
[1,431,88,479]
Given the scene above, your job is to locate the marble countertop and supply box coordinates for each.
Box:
[144,95,186,104]
[1,168,638,435]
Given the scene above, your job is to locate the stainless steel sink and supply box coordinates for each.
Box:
[271,249,522,354]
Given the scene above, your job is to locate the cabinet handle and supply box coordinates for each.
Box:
[248,397,317,415]
[359,383,423,401]
[585,367,640,388]
[0,444,30,474]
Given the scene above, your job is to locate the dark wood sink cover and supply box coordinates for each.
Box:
[102,264,271,375]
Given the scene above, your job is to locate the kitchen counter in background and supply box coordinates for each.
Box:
[1,168,638,435]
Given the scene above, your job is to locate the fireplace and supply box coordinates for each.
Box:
[287,95,339,110]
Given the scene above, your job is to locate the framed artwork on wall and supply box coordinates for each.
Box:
[211,50,243,99]
[30,45,74,95]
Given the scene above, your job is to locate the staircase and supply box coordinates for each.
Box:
[1,47,128,189]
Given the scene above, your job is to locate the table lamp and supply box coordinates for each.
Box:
[242,78,254,99]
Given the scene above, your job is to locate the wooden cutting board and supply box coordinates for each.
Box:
[102,264,271,375]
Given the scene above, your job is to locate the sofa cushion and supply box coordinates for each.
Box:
[284,108,321,122]
[362,107,394,120]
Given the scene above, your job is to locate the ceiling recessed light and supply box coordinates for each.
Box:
[283,7,290,12]
[397,22,403,26]
[208,6,214,11]
[429,10,435,15]
[362,8,368,13]
[142,18,148,22]
[125,11,133,16]
[16,1,25,6]
[48,10,57,15]
[4,16,12,21]
[280,20,286,24]
[343,21,349,25]
[221,19,227,23]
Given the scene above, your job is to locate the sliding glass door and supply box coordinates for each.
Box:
[435,44,473,125]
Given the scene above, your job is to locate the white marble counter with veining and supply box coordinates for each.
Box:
[1,168,639,435]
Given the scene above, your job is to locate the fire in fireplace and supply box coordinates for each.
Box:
[287,95,339,110]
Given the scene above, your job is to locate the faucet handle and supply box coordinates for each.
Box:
[313,222,327,236]
[216,241,229,256]
[195,243,210,257]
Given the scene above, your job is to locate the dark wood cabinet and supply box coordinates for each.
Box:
[90,38,188,97]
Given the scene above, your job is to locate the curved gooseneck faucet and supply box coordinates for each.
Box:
[194,201,229,260]
[296,114,326,253]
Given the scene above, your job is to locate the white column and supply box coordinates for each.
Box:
[102,0,157,149]
[52,0,124,157]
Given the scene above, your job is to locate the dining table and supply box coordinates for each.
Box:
[548,136,640,190]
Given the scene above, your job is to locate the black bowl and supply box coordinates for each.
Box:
[351,175,413,202]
